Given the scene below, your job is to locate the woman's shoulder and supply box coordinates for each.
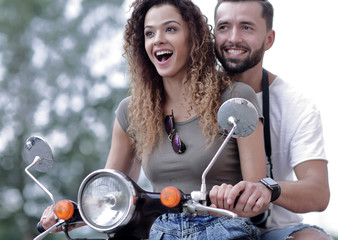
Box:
[221,81,262,117]
[115,96,131,132]
[120,95,131,105]
[221,81,257,101]
[116,96,131,111]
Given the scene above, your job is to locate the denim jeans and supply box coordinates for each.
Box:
[149,213,260,240]
[260,223,329,240]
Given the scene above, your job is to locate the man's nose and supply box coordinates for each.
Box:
[228,28,242,43]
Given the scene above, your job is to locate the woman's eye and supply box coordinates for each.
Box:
[145,31,153,37]
[166,27,176,32]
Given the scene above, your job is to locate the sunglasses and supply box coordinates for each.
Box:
[164,110,186,154]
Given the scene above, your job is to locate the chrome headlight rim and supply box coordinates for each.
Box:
[77,169,137,233]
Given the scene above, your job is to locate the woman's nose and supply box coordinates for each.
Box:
[153,32,166,46]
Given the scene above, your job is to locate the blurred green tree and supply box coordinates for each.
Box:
[0,0,128,239]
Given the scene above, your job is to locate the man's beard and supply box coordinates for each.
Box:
[215,43,265,74]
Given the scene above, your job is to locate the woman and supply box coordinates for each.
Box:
[107,0,265,239]
[41,0,266,239]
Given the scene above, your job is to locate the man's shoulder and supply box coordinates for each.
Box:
[271,76,315,104]
[270,76,320,120]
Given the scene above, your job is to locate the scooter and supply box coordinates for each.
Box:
[24,97,259,240]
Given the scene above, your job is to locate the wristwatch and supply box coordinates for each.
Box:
[260,177,281,202]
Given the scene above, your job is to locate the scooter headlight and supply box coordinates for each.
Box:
[77,169,136,233]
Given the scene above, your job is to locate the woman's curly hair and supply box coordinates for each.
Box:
[123,0,231,158]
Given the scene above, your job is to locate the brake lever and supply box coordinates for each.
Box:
[34,220,66,240]
[185,201,238,218]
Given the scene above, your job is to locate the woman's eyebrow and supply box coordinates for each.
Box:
[144,20,181,30]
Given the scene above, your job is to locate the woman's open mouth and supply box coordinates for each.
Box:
[155,50,173,62]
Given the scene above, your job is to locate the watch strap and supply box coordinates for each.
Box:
[260,178,281,202]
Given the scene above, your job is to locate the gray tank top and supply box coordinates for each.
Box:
[116,82,262,193]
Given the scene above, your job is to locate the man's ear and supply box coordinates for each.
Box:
[265,30,275,51]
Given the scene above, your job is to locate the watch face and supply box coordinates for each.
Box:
[263,178,277,185]
[261,178,281,202]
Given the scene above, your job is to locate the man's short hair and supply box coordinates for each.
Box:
[214,0,274,30]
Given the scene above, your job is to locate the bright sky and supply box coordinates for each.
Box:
[122,0,338,235]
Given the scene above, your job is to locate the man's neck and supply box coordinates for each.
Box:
[231,66,263,93]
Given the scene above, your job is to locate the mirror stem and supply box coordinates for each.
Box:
[25,156,56,208]
[200,117,238,202]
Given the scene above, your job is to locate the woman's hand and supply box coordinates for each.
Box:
[40,205,61,233]
[40,205,84,233]
[209,181,271,218]
[209,183,234,211]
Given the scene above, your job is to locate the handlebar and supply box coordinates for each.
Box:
[185,201,238,218]
[34,220,66,240]
[36,220,108,240]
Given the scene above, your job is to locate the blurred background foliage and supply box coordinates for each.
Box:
[0,0,129,239]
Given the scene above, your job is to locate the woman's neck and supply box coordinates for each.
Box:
[162,76,196,121]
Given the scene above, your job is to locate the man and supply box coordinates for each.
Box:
[211,0,331,239]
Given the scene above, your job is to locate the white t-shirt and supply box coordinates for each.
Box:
[256,76,327,230]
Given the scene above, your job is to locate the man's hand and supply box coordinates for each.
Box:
[209,181,271,217]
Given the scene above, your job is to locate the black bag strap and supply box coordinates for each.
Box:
[262,68,274,179]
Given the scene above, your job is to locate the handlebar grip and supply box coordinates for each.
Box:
[37,222,46,233]
[206,193,211,206]
[206,193,239,207]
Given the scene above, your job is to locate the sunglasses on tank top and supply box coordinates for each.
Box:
[164,110,186,154]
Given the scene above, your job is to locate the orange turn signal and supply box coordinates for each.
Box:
[54,200,74,220]
[160,186,181,208]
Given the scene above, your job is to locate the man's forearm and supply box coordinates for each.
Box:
[274,179,329,213]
